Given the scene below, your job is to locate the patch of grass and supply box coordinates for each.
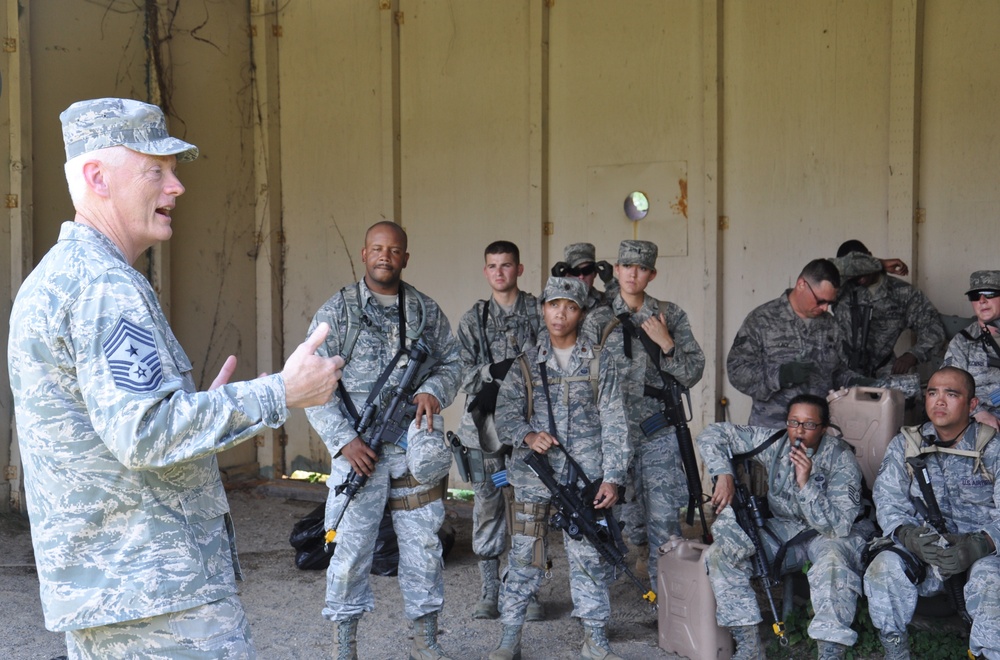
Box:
[448,488,475,502]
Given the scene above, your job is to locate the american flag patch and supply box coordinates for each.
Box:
[102,317,163,393]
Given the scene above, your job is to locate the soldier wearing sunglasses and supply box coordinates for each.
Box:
[552,242,613,312]
[942,270,1000,430]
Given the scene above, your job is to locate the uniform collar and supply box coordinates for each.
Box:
[62,221,129,264]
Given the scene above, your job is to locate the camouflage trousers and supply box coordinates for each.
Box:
[499,489,614,627]
[865,549,1000,657]
[704,508,871,646]
[471,452,508,559]
[65,594,254,659]
[323,447,445,622]
[628,429,686,586]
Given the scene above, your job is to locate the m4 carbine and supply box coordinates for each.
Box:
[325,339,431,548]
[523,444,657,605]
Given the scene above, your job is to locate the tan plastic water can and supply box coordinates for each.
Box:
[657,536,733,660]
[827,385,904,490]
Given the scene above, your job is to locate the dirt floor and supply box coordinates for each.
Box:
[1,481,686,660]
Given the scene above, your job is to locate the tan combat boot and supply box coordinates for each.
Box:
[474,558,501,619]
[580,623,623,660]
[332,615,360,660]
[409,612,453,660]
[487,624,522,660]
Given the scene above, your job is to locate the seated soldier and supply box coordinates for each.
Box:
[864,366,999,659]
[698,394,874,660]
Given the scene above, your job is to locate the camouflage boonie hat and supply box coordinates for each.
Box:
[541,276,588,307]
[617,239,658,270]
[60,98,199,163]
[966,270,1000,295]
[564,242,597,268]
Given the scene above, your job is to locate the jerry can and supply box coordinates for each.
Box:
[657,536,733,660]
[827,386,904,490]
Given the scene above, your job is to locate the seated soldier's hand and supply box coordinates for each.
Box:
[930,531,994,578]
[779,361,815,387]
[895,524,943,563]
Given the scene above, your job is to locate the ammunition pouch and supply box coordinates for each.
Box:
[507,499,550,570]
[388,475,447,512]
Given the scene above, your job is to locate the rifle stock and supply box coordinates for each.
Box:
[324,339,431,548]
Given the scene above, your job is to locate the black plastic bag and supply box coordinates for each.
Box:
[290,502,457,572]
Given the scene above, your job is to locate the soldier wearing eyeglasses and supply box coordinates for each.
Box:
[942,270,1000,431]
[697,394,873,660]
[727,259,856,428]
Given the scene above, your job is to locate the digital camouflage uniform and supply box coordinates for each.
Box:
[305,279,460,623]
[865,421,1000,658]
[944,324,1000,420]
[583,290,705,585]
[9,222,285,657]
[457,292,540,559]
[727,293,856,428]
[835,274,945,378]
[493,332,630,627]
[698,423,872,646]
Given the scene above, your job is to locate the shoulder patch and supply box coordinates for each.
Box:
[102,317,163,393]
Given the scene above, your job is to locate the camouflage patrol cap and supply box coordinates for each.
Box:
[60,98,199,163]
[564,242,597,268]
[406,416,452,484]
[541,276,588,307]
[966,270,1000,295]
[617,239,658,270]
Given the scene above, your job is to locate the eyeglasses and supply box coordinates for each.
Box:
[786,420,822,430]
[804,279,836,307]
[967,290,1000,302]
[553,262,596,278]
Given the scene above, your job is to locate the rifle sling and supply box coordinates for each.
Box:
[339,285,409,429]
[732,429,787,464]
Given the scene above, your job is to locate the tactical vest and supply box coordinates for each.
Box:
[515,350,601,422]
[900,423,996,483]
[338,281,427,365]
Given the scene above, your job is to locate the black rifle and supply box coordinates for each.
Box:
[523,445,657,605]
[640,376,711,543]
[325,339,431,548]
[846,293,874,376]
[905,455,972,624]
[727,448,788,646]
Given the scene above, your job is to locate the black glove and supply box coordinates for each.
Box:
[779,361,815,387]
[466,381,500,415]
[595,261,614,284]
[489,358,515,381]
[895,524,942,564]
[551,261,570,277]
[928,532,994,578]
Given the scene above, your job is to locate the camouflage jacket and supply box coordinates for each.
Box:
[305,278,460,456]
[873,421,1000,547]
[835,274,945,376]
[583,293,705,441]
[494,332,630,488]
[8,222,288,631]
[456,291,540,440]
[727,292,854,427]
[697,423,862,539]
[943,323,1000,418]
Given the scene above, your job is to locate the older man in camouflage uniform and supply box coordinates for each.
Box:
[699,394,872,660]
[489,277,630,660]
[582,240,705,587]
[456,240,542,620]
[8,98,343,658]
[306,221,461,660]
[832,240,945,378]
[864,366,1000,660]
[942,270,1000,432]
[728,259,865,427]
